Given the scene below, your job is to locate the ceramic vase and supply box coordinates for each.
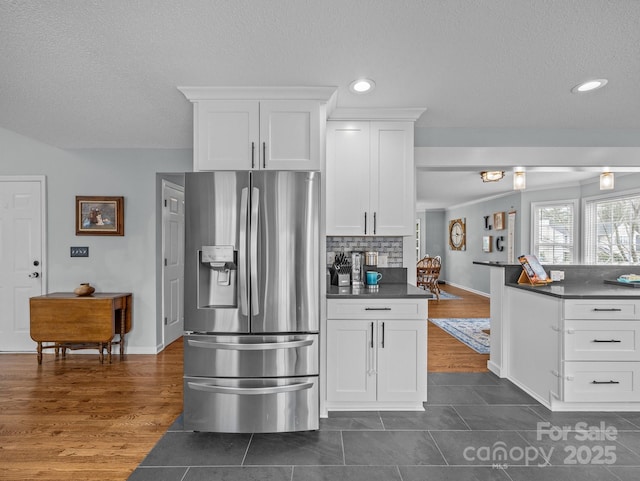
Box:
[74,283,95,296]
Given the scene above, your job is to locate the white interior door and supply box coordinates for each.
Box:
[162,180,185,348]
[0,177,45,351]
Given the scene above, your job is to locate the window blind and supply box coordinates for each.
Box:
[532,202,575,264]
[585,193,640,264]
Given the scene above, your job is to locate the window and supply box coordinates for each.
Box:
[584,191,640,264]
[531,201,577,264]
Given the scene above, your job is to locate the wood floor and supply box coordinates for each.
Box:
[427,284,491,372]
[0,284,488,481]
[0,340,184,481]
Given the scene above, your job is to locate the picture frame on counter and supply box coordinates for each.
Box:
[75,196,124,236]
[493,211,505,230]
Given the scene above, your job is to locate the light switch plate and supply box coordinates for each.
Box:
[70,246,89,257]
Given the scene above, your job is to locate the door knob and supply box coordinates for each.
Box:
[29,272,40,278]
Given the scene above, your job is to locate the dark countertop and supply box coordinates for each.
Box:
[326,283,433,299]
[473,261,516,267]
[506,281,640,299]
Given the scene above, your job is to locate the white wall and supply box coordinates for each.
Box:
[0,127,192,353]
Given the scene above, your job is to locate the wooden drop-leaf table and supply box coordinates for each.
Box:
[29,292,132,364]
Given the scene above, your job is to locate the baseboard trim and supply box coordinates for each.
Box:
[487,360,503,377]
[441,281,490,298]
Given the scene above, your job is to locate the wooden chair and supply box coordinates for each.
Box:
[417,256,442,300]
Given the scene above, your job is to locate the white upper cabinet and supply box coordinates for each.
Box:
[326,119,415,236]
[326,122,370,235]
[179,87,336,171]
[260,100,320,171]
[194,100,259,171]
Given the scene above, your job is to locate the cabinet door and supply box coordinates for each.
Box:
[326,319,376,402]
[194,100,259,171]
[370,122,414,235]
[376,320,426,403]
[326,121,370,235]
[260,100,320,170]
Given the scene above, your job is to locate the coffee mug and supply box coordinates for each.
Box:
[366,271,382,285]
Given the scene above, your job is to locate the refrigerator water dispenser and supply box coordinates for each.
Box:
[198,245,237,308]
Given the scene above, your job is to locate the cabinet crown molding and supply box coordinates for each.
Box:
[329,107,427,122]
[178,86,337,103]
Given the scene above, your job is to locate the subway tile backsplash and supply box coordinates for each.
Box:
[326,236,404,267]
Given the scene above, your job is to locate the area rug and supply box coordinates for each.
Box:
[429,318,490,354]
[436,290,461,300]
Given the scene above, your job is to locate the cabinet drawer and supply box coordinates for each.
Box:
[327,299,427,320]
[564,320,640,361]
[563,361,640,402]
[564,300,639,320]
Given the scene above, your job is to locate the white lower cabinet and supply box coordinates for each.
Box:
[560,299,640,406]
[506,289,640,409]
[563,361,640,402]
[326,299,427,411]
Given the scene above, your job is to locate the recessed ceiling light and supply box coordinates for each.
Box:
[349,78,376,94]
[571,79,608,93]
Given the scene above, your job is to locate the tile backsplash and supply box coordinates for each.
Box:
[326,236,404,267]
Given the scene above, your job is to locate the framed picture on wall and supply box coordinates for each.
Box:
[76,196,124,236]
[493,211,506,230]
[483,235,493,252]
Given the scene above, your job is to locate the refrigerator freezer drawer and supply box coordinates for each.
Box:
[184,376,319,433]
[184,333,319,378]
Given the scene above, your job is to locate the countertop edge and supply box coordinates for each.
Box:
[505,282,640,299]
[326,283,433,299]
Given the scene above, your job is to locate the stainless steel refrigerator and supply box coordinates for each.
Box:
[183,171,320,433]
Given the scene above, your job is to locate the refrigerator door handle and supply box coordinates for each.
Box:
[187,339,314,350]
[187,381,314,395]
[239,187,249,316]
[250,186,260,315]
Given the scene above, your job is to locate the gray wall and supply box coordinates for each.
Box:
[417,209,446,273]
[1,127,191,352]
[445,192,522,294]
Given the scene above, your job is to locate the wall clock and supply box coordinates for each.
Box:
[449,218,466,251]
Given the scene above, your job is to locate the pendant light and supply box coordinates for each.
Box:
[513,170,526,190]
[600,171,614,190]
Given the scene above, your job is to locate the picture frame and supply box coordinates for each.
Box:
[493,211,506,230]
[483,235,493,252]
[76,196,124,236]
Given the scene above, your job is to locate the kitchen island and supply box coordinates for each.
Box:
[323,283,431,414]
[476,261,640,411]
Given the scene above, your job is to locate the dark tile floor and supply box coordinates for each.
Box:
[128,373,640,481]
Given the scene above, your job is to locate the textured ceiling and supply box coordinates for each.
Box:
[1,0,639,150]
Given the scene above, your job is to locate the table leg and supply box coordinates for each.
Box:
[99,343,104,364]
[120,307,126,358]
[108,341,112,363]
[37,342,42,364]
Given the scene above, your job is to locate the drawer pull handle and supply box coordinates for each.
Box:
[365,307,391,311]
[592,339,622,343]
[591,380,620,385]
[593,308,623,312]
